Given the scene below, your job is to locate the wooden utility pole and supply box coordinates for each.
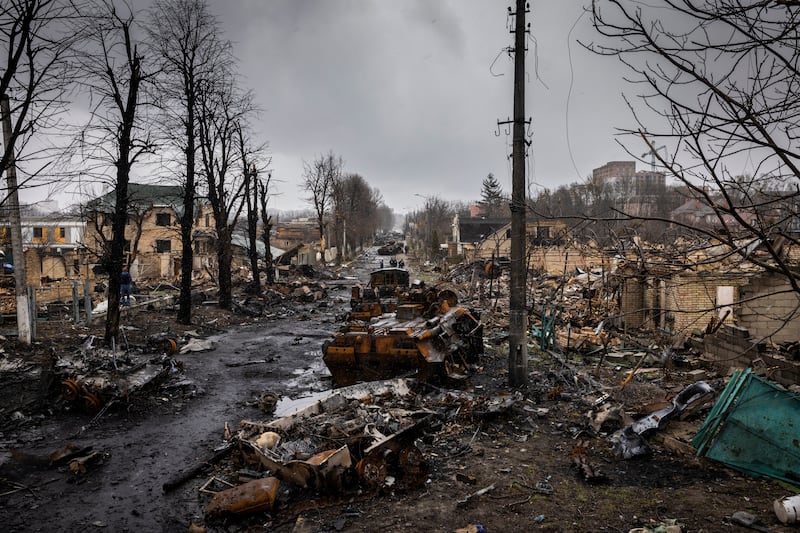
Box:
[508,0,528,386]
[1,95,31,344]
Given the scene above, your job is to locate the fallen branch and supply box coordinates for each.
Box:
[456,483,496,508]
[162,443,234,493]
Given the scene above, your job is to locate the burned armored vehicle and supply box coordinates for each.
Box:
[323,284,483,386]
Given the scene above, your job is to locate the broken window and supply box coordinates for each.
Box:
[537,226,550,240]
[156,239,171,253]
[717,286,734,321]
[156,213,171,226]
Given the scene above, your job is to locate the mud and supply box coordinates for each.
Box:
[1,251,798,533]
[0,294,349,532]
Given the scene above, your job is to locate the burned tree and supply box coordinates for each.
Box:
[148,0,230,324]
[76,1,155,346]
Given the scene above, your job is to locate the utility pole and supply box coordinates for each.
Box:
[1,95,31,344]
[508,0,528,387]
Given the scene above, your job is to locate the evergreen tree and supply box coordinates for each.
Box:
[480,173,506,217]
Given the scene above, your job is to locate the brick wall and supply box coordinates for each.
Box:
[738,274,800,344]
[619,274,646,329]
[664,273,749,335]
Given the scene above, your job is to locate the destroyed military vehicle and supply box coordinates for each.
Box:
[324,282,483,386]
[348,267,411,320]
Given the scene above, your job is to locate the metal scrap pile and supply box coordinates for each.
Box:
[199,379,438,522]
[56,335,184,413]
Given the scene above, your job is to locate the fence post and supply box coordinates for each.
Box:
[72,281,80,323]
[27,286,36,340]
[84,279,92,326]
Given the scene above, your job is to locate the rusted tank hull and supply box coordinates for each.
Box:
[322,306,483,386]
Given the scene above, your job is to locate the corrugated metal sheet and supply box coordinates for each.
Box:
[693,368,800,484]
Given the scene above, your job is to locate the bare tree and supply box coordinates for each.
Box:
[411,196,454,261]
[335,173,384,257]
[258,172,275,284]
[301,151,342,251]
[0,0,84,199]
[587,0,800,293]
[148,0,230,324]
[196,79,253,309]
[235,120,269,294]
[76,0,155,346]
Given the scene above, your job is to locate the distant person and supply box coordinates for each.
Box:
[379,259,384,268]
[120,266,132,307]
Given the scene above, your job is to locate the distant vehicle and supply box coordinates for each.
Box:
[377,242,404,256]
[368,267,410,297]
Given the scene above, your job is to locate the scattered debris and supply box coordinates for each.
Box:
[456,483,495,509]
[179,338,216,354]
[774,494,800,525]
[730,510,773,533]
[205,476,280,518]
[613,381,714,459]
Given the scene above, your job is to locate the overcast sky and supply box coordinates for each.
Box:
[16,1,639,214]
[199,0,643,214]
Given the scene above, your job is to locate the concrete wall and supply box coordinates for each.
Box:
[704,323,800,385]
[704,324,763,371]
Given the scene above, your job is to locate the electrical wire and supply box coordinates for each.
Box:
[565,8,587,181]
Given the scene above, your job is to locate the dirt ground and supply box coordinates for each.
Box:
[0,255,798,533]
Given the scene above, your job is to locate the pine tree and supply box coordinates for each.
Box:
[480,173,505,217]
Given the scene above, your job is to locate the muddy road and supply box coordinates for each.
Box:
[0,277,360,532]
[4,250,797,533]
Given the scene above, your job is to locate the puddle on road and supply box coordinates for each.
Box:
[282,353,330,391]
[273,389,330,418]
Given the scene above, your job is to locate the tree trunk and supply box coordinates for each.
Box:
[261,214,274,284]
[217,227,233,309]
[177,107,195,324]
[246,175,260,294]
[104,166,129,346]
